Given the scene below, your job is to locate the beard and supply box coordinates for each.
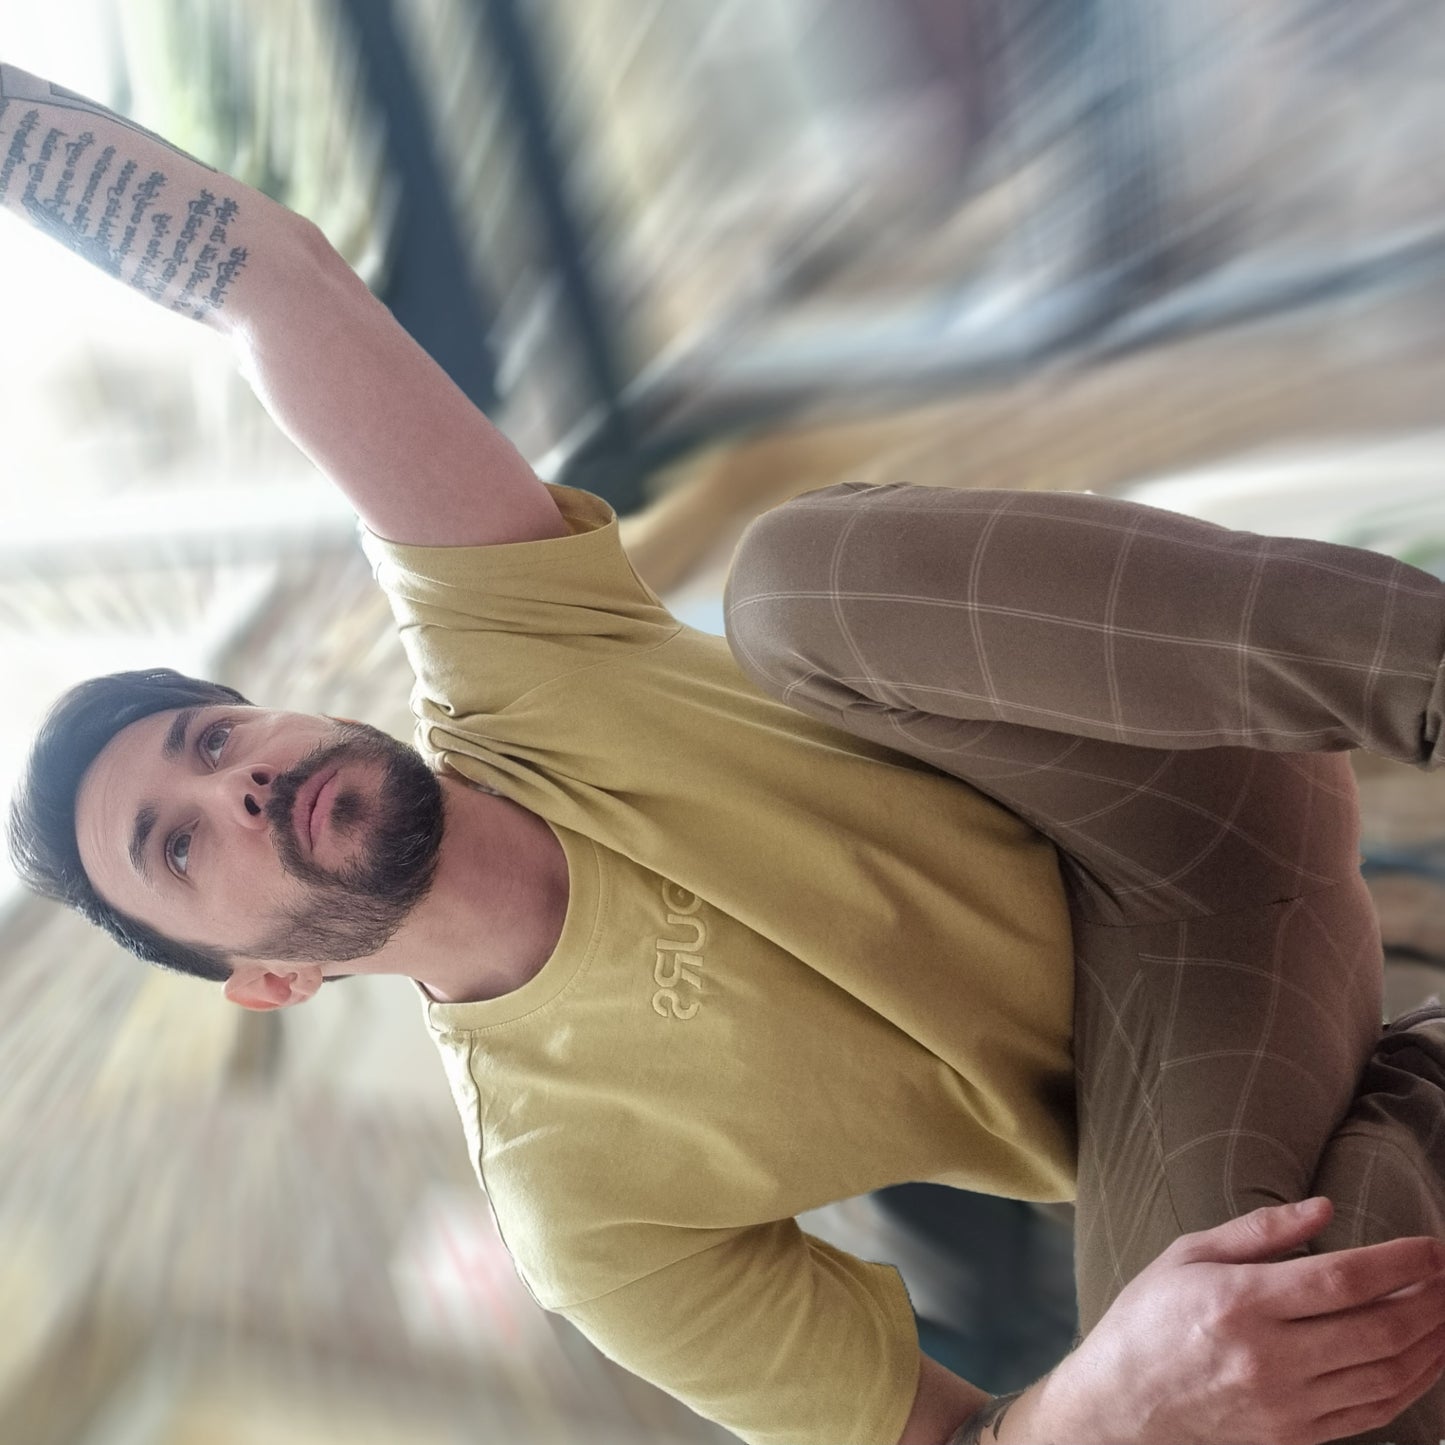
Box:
[243,721,444,964]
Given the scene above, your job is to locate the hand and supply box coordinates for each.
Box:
[1050,1197,1445,1445]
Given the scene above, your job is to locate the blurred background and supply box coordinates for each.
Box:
[4,0,1445,1440]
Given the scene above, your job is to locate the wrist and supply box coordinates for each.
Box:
[947,1386,1027,1443]
[949,1360,1104,1445]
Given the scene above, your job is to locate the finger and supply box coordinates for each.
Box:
[1171,1197,1334,1267]
[1297,1270,1445,1376]
[1257,1236,1445,1319]
[1308,1317,1445,1441]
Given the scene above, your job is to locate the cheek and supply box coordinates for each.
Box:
[201,838,302,924]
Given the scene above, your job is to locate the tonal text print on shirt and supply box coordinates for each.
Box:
[652,881,707,1020]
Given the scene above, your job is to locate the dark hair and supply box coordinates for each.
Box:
[9,668,252,983]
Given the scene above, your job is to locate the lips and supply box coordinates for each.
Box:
[293,767,338,855]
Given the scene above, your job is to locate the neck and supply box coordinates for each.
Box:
[329,777,569,1003]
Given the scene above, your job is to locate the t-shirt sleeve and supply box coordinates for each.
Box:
[561,1220,920,1445]
[360,484,682,717]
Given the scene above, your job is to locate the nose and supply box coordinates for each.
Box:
[226,765,275,829]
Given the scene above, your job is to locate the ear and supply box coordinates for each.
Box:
[223,961,324,1012]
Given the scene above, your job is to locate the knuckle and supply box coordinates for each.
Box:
[1232,1208,1278,1253]
[1315,1259,1352,1302]
[1223,1343,1270,1391]
[1211,1287,1254,1332]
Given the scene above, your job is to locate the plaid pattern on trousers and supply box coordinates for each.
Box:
[723,481,1445,1445]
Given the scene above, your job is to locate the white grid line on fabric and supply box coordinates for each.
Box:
[1072,958,1174,1274]
[779,492,1445,598]
[1157,1046,1330,1089]
[825,498,881,720]
[962,492,1013,721]
[1334,1140,1383,1251]
[1223,893,1292,1207]
[1348,1130,1442,1240]
[1362,552,1406,764]
[1102,511,1147,738]
[880,714,1206,911]
[1140,950,1362,1058]
[1236,534,1272,742]
[890,718,1093,782]
[799,664,1414,740]
[1100,755,1279,901]
[727,590,1439,691]
[1162,1126,1311,1173]
[1273,750,1359,800]
[884,728,1342,902]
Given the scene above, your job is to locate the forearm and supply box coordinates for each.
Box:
[0,61,301,334]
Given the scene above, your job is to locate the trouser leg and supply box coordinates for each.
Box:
[725,482,1445,1442]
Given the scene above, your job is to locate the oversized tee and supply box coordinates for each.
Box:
[361,484,1078,1445]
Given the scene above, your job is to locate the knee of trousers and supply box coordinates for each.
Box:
[723,494,838,706]
[724,481,971,720]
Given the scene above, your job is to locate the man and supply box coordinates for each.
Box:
[3,60,1445,1445]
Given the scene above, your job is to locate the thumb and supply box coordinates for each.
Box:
[1172,1197,1333,1266]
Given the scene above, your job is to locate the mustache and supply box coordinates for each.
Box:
[263,736,356,837]
[261,722,398,860]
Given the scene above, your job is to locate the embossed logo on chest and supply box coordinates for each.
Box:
[652,881,706,1020]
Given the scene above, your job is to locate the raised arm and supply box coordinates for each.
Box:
[0,61,567,546]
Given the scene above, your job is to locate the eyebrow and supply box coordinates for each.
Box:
[162,708,199,762]
[128,805,158,881]
[127,709,201,880]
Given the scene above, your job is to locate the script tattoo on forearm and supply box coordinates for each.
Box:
[0,64,248,320]
[949,1389,1027,1445]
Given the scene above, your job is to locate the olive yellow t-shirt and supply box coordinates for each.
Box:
[361,484,1078,1445]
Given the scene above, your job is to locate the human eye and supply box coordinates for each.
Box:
[198,720,234,767]
[166,828,194,878]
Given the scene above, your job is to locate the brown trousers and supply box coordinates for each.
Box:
[724,482,1445,1444]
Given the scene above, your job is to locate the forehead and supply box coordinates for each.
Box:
[74,708,194,912]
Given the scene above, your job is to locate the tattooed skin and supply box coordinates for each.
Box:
[0,63,247,320]
[0,63,217,171]
[949,1389,1028,1445]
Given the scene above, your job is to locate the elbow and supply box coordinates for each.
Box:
[224,213,353,353]
[289,213,341,268]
